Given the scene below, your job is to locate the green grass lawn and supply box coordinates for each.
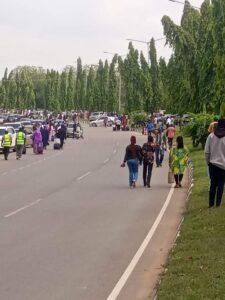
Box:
[157,138,225,300]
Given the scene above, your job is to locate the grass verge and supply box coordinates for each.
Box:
[157,137,225,300]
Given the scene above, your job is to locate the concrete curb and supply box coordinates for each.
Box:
[153,161,194,300]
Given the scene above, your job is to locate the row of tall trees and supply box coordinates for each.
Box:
[161,0,225,114]
[0,41,161,113]
[0,0,224,114]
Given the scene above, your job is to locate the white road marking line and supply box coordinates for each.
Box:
[104,158,110,164]
[107,184,175,300]
[2,172,8,176]
[4,199,42,218]
[77,172,91,181]
[113,149,117,154]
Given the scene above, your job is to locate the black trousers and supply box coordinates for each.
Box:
[209,163,225,207]
[3,147,10,160]
[143,162,153,187]
[60,138,65,149]
[174,174,183,185]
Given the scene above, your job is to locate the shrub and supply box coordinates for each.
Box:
[130,111,148,127]
[183,113,212,149]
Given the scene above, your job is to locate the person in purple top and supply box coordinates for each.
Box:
[32,126,43,154]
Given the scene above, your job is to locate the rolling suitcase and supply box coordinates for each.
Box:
[54,138,61,150]
[37,142,43,154]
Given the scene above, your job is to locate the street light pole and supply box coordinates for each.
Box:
[126,37,166,64]
[168,0,201,10]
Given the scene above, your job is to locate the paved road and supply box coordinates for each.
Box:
[0,126,171,300]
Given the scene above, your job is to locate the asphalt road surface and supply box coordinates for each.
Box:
[0,126,172,300]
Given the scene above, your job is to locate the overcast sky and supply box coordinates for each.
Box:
[0,0,203,76]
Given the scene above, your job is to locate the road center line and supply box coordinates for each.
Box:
[104,158,110,164]
[107,184,175,300]
[77,172,91,181]
[4,199,42,218]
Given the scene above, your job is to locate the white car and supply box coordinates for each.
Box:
[0,126,16,151]
[4,122,22,132]
[90,117,106,127]
[89,112,105,122]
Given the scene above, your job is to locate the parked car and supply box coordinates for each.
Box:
[0,126,16,151]
[67,123,74,138]
[90,116,106,127]
[4,122,22,132]
[6,114,21,122]
[89,112,105,122]
[21,120,32,129]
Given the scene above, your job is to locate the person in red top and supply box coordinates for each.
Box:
[166,125,176,148]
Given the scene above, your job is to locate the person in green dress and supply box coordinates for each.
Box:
[169,136,189,188]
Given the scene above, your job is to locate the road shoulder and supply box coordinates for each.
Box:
[118,175,189,300]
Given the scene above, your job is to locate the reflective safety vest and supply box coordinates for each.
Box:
[3,133,12,147]
[16,132,25,145]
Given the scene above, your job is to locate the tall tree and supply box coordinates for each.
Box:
[149,38,160,112]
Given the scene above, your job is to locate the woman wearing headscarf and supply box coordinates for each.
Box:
[40,125,49,149]
[169,136,189,188]
[32,125,43,154]
[121,136,142,188]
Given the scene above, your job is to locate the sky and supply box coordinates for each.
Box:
[0,0,204,76]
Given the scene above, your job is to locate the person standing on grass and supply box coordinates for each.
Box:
[169,136,189,188]
[142,135,155,188]
[208,115,219,133]
[121,136,142,188]
[205,119,225,207]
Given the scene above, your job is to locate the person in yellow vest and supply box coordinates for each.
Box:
[2,130,12,160]
[16,127,26,160]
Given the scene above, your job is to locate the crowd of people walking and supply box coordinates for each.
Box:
[1,119,82,161]
[122,116,189,189]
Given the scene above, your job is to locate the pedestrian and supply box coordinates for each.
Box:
[166,124,176,148]
[16,127,26,160]
[1,129,12,160]
[56,124,66,149]
[32,126,43,154]
[40,125,49,150]
[142,135,155,188]
[169,136,189,188]
[72,122,77,139]
[155,128,167,167]
[208,115,219,133]
[121,135,142,188]
[115,118,121,131]
[146,119,154,136]
[205,119,225,207]
[104,116,108,127]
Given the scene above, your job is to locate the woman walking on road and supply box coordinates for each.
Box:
[121,136,142,188]
[169,136,189,188]
[142,136,155,188]
[32,126,43,154]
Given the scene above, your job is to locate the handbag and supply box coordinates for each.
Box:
[168,169,174,184]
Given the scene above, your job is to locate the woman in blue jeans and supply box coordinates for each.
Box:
[121,136,142,188]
